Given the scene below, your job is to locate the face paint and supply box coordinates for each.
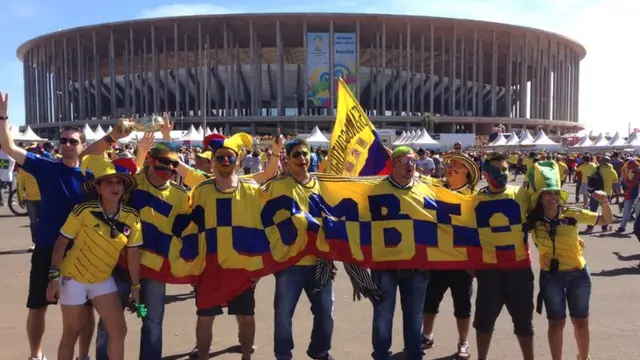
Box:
[484,162,508,189]
[153,165,176,181]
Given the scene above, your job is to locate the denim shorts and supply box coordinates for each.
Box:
[539,266,591,320]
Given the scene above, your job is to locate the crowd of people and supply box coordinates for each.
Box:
[0,90,638,360]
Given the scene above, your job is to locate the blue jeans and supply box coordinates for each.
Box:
[539,266,591,320]
[95,277,166,360]
[371,270,429,360]
[273,265,334,360]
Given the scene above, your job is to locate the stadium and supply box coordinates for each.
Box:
[16,13,586,139]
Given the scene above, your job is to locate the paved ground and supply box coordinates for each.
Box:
[0,180,639,359]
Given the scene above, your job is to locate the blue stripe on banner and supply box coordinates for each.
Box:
[453,226,482,247]
[140,221,173,256]
[358,130,390,176]
[413,220,439,246]
[180,232,200,261]
[128,189,174,218]
[496,244,516,251]
[232,227,270,254]
[204,228,218,255]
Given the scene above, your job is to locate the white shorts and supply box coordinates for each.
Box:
[59,276,118,306]
[579,184,589,196]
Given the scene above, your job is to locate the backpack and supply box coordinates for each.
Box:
[587,166,604,193]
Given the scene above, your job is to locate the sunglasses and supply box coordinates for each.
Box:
[155,157,179,168]
[397,158,417,165]
[215,155,237,164]
[291,151,309,159]
[60,137,81,146]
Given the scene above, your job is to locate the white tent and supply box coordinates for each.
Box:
[204,127,212,136]
[10,125,24,140]
[82,124,96,141]
[117,132,138,144]
[411,128,439,148]
[532,129,562,150]
[212,127,219,134]
[625,132,640,148]
[488,133,508,146]
[305,126,330,147]
[392,131,408,146]
[197,126,204,137]
[518,130,535,146]
[505,132,520,146]
[93,125,106,139]
[106,126,113,133]
[572,135,593,148]
[405,129,419,144]
[591,133,610,147]
[179,125,203,144]
[21,126,46,141]
[607,132,627,149]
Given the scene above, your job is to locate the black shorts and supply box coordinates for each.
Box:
[473,268,534,336]
[423,270,473,318]
[196,287,255,317]
[27,244,92,309]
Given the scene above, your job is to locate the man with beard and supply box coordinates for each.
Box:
[188,132,260,360]
[82,131,190,360]
[473,153,534,360]
[262,138,335,360]
[0,91,95,360]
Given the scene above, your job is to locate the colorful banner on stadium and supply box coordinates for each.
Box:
[139,173,530,308]
[333,33,357,94]
[326,78,390,176]
[306,33,330,107]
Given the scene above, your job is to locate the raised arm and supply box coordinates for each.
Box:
[81,122,133,158]
[134,132,155,169]
[251,135,284,185]
[0,92,27,164]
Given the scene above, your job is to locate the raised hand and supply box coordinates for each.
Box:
[161,112,174,140]
[0,91,8,118]
[137,132,155,153]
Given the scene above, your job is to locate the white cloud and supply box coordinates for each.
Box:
[139,3,239,18]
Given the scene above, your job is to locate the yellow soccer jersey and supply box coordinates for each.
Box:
[262,175,321,265]
[59,201,142,283]
[557,161,568,182]
[189,177,264,271]
[17,169,40,201]
[183,167,259,189]
[578,162,597,184]
[531,207,598,271]
[127,172,190,270]
[473,185,531,266]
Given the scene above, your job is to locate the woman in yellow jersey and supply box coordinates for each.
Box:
[46,155,142,360]
[526,161,612,360]
[422,153,480,359]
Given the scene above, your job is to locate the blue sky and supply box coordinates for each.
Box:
[0,0,635,134]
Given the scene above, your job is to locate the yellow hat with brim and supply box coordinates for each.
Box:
[527,160,569,206]
[204,133,253,155]
[443,153,481,187]
[81,155,137,194]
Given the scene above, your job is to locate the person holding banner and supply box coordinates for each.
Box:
[83,129,191,360]
[369,146,429,360]
[265,138,336,360]
[188,132,260,360]
[527,161,612,360]
[422,153,480,359]
[473,153,535,360]
[45,155,141,360]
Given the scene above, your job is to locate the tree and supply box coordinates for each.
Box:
[421,113,438,133]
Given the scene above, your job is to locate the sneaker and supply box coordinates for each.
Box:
[616,227,626,233]
[421,334,434,349]
[457,341,470,359]
[188,344,198,358]
[28,356,47,360]
[577,355,591,360]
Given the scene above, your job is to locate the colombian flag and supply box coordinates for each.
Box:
[327,78,391,176]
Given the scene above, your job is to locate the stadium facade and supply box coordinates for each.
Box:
[17,13,586,138]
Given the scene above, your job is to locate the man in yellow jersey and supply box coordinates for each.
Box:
[194,150,212,173]
[422,153,480,358]
[367,146,430,360]
[18,145,43,251]
[189,132,259,360]
[46,155,142,360]
[265,138,335,360]
[473,153,534,360]
[586,154,617,232]
[555,155,568,187]
[577,154,597,208]
[82,129,190,360]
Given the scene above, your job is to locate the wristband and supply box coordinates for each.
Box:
[131,284,141,290]
[48,270,60,281]
[103,133,116,145]
[0,116,8,121]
